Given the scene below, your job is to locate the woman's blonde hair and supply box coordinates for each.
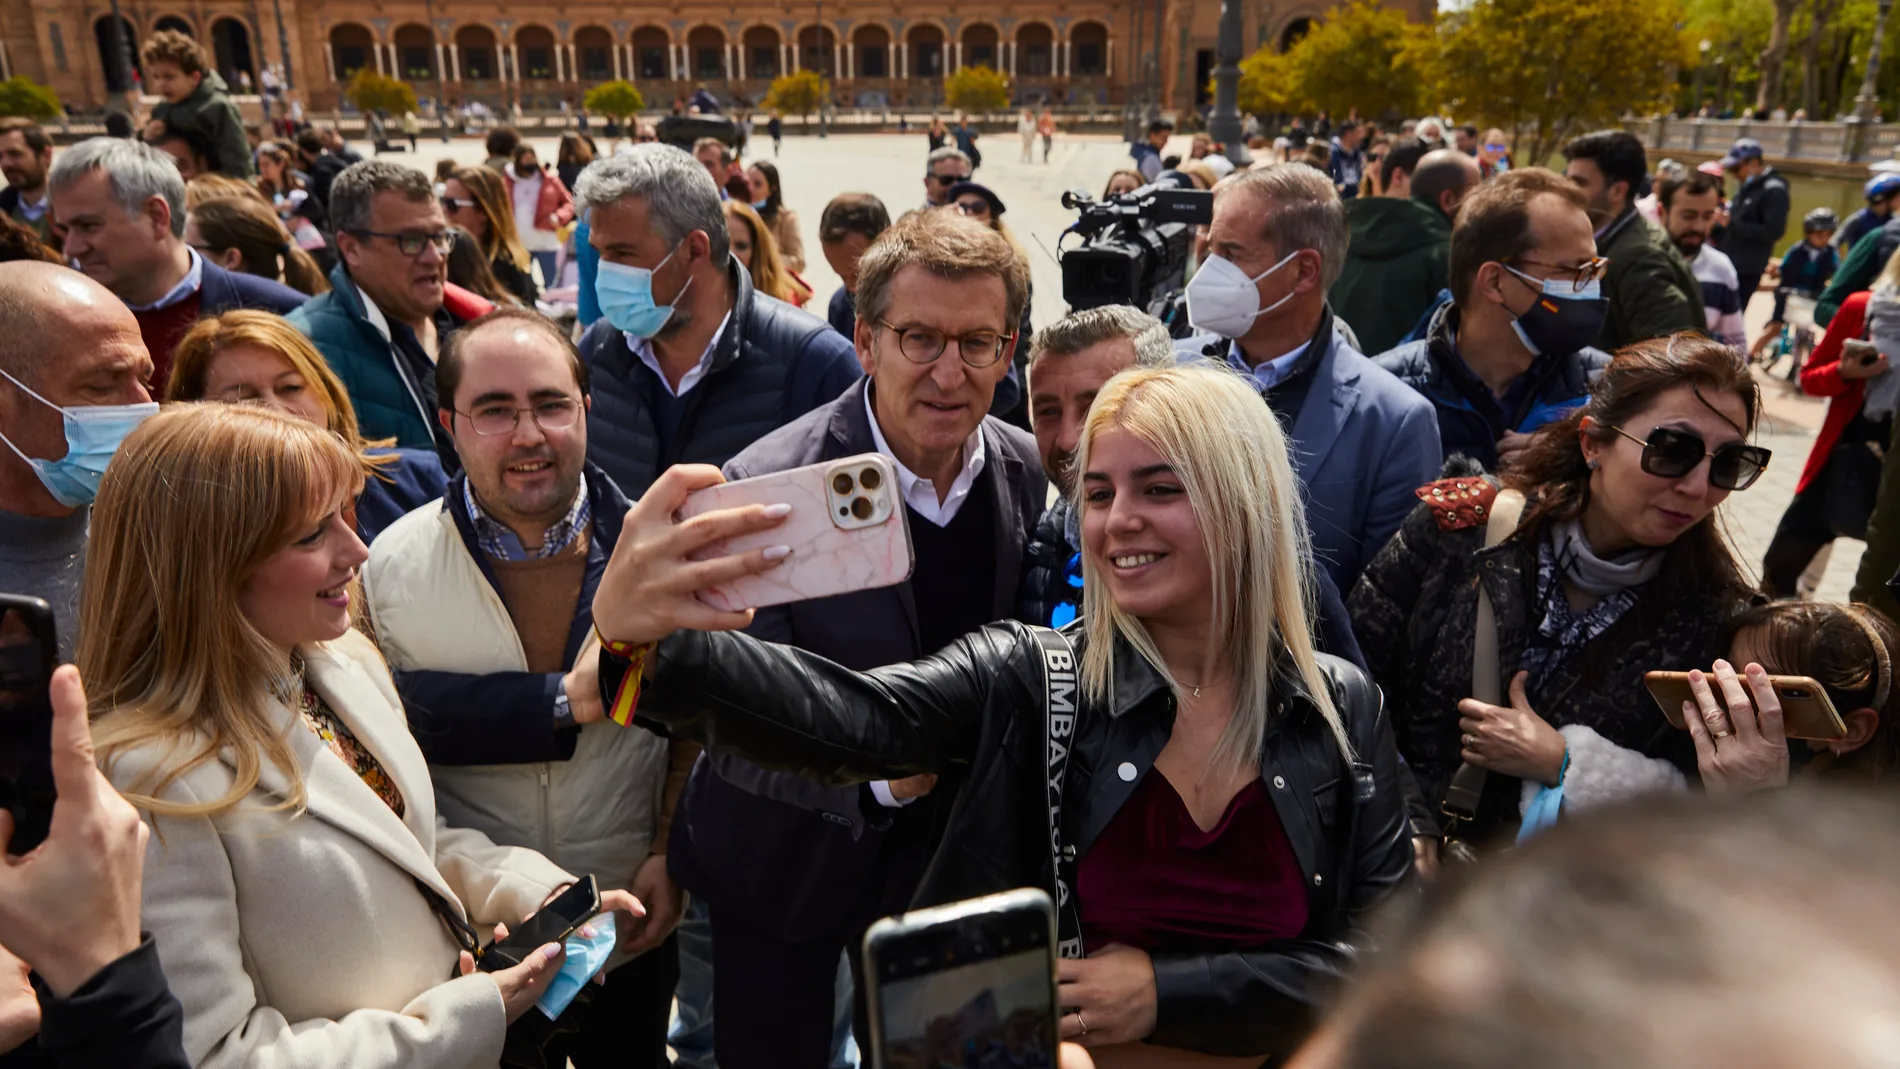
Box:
[82,404,367,818]
[185,172,269,209]
[169,310,395,476]
[451,166,531,272]
[724,200,800,303]
[1877,244,1900,294]
[1075,366,1353,773]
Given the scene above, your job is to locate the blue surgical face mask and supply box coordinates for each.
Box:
[752,199,771,211]
[1501,264,1608,357]
[0,368,157,508]
[596,244,692,340]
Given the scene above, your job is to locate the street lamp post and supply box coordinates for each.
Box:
[816,0,829,138]
[1207,0,1244,165]
[1857,0,1895,122]
[104,0,132,112]
[1694,39,1711,116]
[271,0,294,93]
[423,0,450,141]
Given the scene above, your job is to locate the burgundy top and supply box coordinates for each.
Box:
[1077,773,1309,954]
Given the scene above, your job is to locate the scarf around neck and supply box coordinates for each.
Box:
[1550,516,1666,596]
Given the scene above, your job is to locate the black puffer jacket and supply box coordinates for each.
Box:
[608,621,1413,1060]
[578,258,861,498]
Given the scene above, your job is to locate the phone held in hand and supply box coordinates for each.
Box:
[478,874,602,973]
[0,595,57,856]
[676,453,915,612]
[862,889,1059,1069]
[1644,670,1848,740]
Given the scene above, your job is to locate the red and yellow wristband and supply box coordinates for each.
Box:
[598,631,657,727]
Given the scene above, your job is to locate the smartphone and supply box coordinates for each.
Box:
[677,453,914,612]
[478,874,601,972]
[0,596,57,856]
[862,889,1059,1069]
[1644,670,1847,740]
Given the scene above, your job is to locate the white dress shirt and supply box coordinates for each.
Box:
[862,379,988,808]
[628,311,733,398]
[862,381,988,528]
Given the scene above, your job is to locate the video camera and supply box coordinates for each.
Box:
[1058,172,1214,316]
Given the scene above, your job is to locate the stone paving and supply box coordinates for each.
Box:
[371,131,1860,601]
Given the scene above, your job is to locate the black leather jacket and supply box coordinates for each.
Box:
[608,621,1414,1059]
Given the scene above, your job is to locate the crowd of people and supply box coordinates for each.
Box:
[0,28,1898,1068]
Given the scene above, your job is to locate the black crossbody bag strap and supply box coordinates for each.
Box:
[1029,626,1086,960]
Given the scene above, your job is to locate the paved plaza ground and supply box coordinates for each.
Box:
[372,130,1858,601]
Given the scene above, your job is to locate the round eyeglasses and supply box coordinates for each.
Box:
[875,319,1014,368]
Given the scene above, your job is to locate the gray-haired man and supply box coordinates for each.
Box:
[49,137,304,396]
[922,146,972,208]
[574,143,860,500]
[1015,306,1174,626]
[289,159,496,455]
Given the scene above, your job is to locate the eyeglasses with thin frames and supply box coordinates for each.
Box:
[453,397,583,437]
[349,229,454,257]
[1506,256,1610,294]
[875,319,1014,368]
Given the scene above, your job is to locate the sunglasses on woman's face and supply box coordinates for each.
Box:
[1609,425,1771,491]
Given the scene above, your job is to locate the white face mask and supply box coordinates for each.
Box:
[1184,250,1303,339]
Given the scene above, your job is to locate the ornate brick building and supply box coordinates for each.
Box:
[1,0,1427,115]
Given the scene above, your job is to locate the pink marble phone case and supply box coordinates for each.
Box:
[678,453,915,611]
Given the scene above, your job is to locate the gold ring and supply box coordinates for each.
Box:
[1712,729,1733,739]
[1462,734,1478,748]
[1075,1011,1089,1036]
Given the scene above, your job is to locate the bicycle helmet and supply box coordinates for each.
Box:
[1865,173,1900,201]
[1804,207,1838,233]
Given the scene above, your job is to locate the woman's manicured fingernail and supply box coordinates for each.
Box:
[1689,670,1703,682]
[763,544,792,561]
[542,943,563,961]
[763,503,792,518]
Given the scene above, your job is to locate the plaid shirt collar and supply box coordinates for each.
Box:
[463,474,591,561]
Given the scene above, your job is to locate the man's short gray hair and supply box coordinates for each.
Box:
[1029,306,1175,376]
[1220,163,1349,290]
[329,159,434,236]
[573,145,730,263]
[926,146,973,171]
[48,137,187,237]
[691,137,731,166]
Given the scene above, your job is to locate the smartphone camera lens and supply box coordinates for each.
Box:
[832,472,856,495]
[1785,688,1811,699]
[859,466,883,491]
[850,496,875,520]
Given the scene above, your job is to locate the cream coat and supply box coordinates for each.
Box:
[106,629,573,1069]
[365,501,668,939]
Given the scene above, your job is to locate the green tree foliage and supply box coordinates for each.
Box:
[764,69,829,119]
[1237,48,1294,116]
[583,80,645,121]
[0,77,60,121]
[945,65,1011,114]
[1274,1,1431,120]
[346,70,417,116]
[1426,0,1693,167]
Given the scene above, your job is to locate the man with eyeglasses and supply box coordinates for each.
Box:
[1562,129,1705,353]
[921,145,972,209]
[47,137,303,397]
[290,160,496,456]
[364,307,687,1069]
[1374,168,1612,472]
[668,208,1045,1068]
